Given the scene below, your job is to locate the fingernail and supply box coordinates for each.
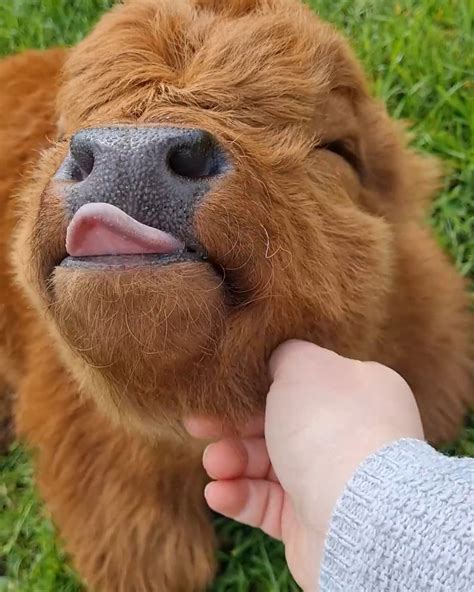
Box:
[202,443,213,468]
[204,482,213,501]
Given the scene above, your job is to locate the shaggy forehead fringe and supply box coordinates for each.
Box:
[58,0,366,130]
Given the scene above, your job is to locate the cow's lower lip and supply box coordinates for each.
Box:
[58,251,208,270]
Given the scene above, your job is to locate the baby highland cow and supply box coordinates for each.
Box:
[0,0,472,590]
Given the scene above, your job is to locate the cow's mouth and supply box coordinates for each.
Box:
[59,251,206,269]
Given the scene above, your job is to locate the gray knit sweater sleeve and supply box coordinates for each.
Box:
[319,439,473,592]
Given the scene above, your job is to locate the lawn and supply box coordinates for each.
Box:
[0,0,472,591]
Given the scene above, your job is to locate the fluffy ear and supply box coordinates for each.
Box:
[356,96,442,215]
[310,21,442,221]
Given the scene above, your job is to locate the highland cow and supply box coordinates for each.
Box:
[0,0,472,590]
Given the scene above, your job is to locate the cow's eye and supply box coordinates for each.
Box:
[317,138,365,180]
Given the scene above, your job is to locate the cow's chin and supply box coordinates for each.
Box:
[48,260,228,436]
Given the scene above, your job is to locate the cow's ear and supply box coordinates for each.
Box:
[353,95,442,217]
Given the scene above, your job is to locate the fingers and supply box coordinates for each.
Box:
[184,414,264,440]
[203,437,277,481]
[205,479,284,540]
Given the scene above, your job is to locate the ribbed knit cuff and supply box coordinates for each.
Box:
[319,438,473,592]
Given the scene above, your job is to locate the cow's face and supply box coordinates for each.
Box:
[16,0,419,435]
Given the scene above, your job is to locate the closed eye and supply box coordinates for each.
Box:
[318,139,366,180]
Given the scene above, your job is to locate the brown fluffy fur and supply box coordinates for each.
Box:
[0,0,472,590]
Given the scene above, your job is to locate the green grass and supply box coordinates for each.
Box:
[0,0,473,590]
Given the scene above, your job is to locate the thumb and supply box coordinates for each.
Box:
[269,339,349,383]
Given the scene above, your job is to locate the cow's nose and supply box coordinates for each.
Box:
[56,126,230,244]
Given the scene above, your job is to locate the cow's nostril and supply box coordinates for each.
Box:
[167,136,220,180]
[69,135,96,182]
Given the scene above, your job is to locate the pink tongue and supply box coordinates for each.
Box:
[66,203,184,257]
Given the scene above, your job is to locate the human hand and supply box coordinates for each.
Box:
[185,340,424,590]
